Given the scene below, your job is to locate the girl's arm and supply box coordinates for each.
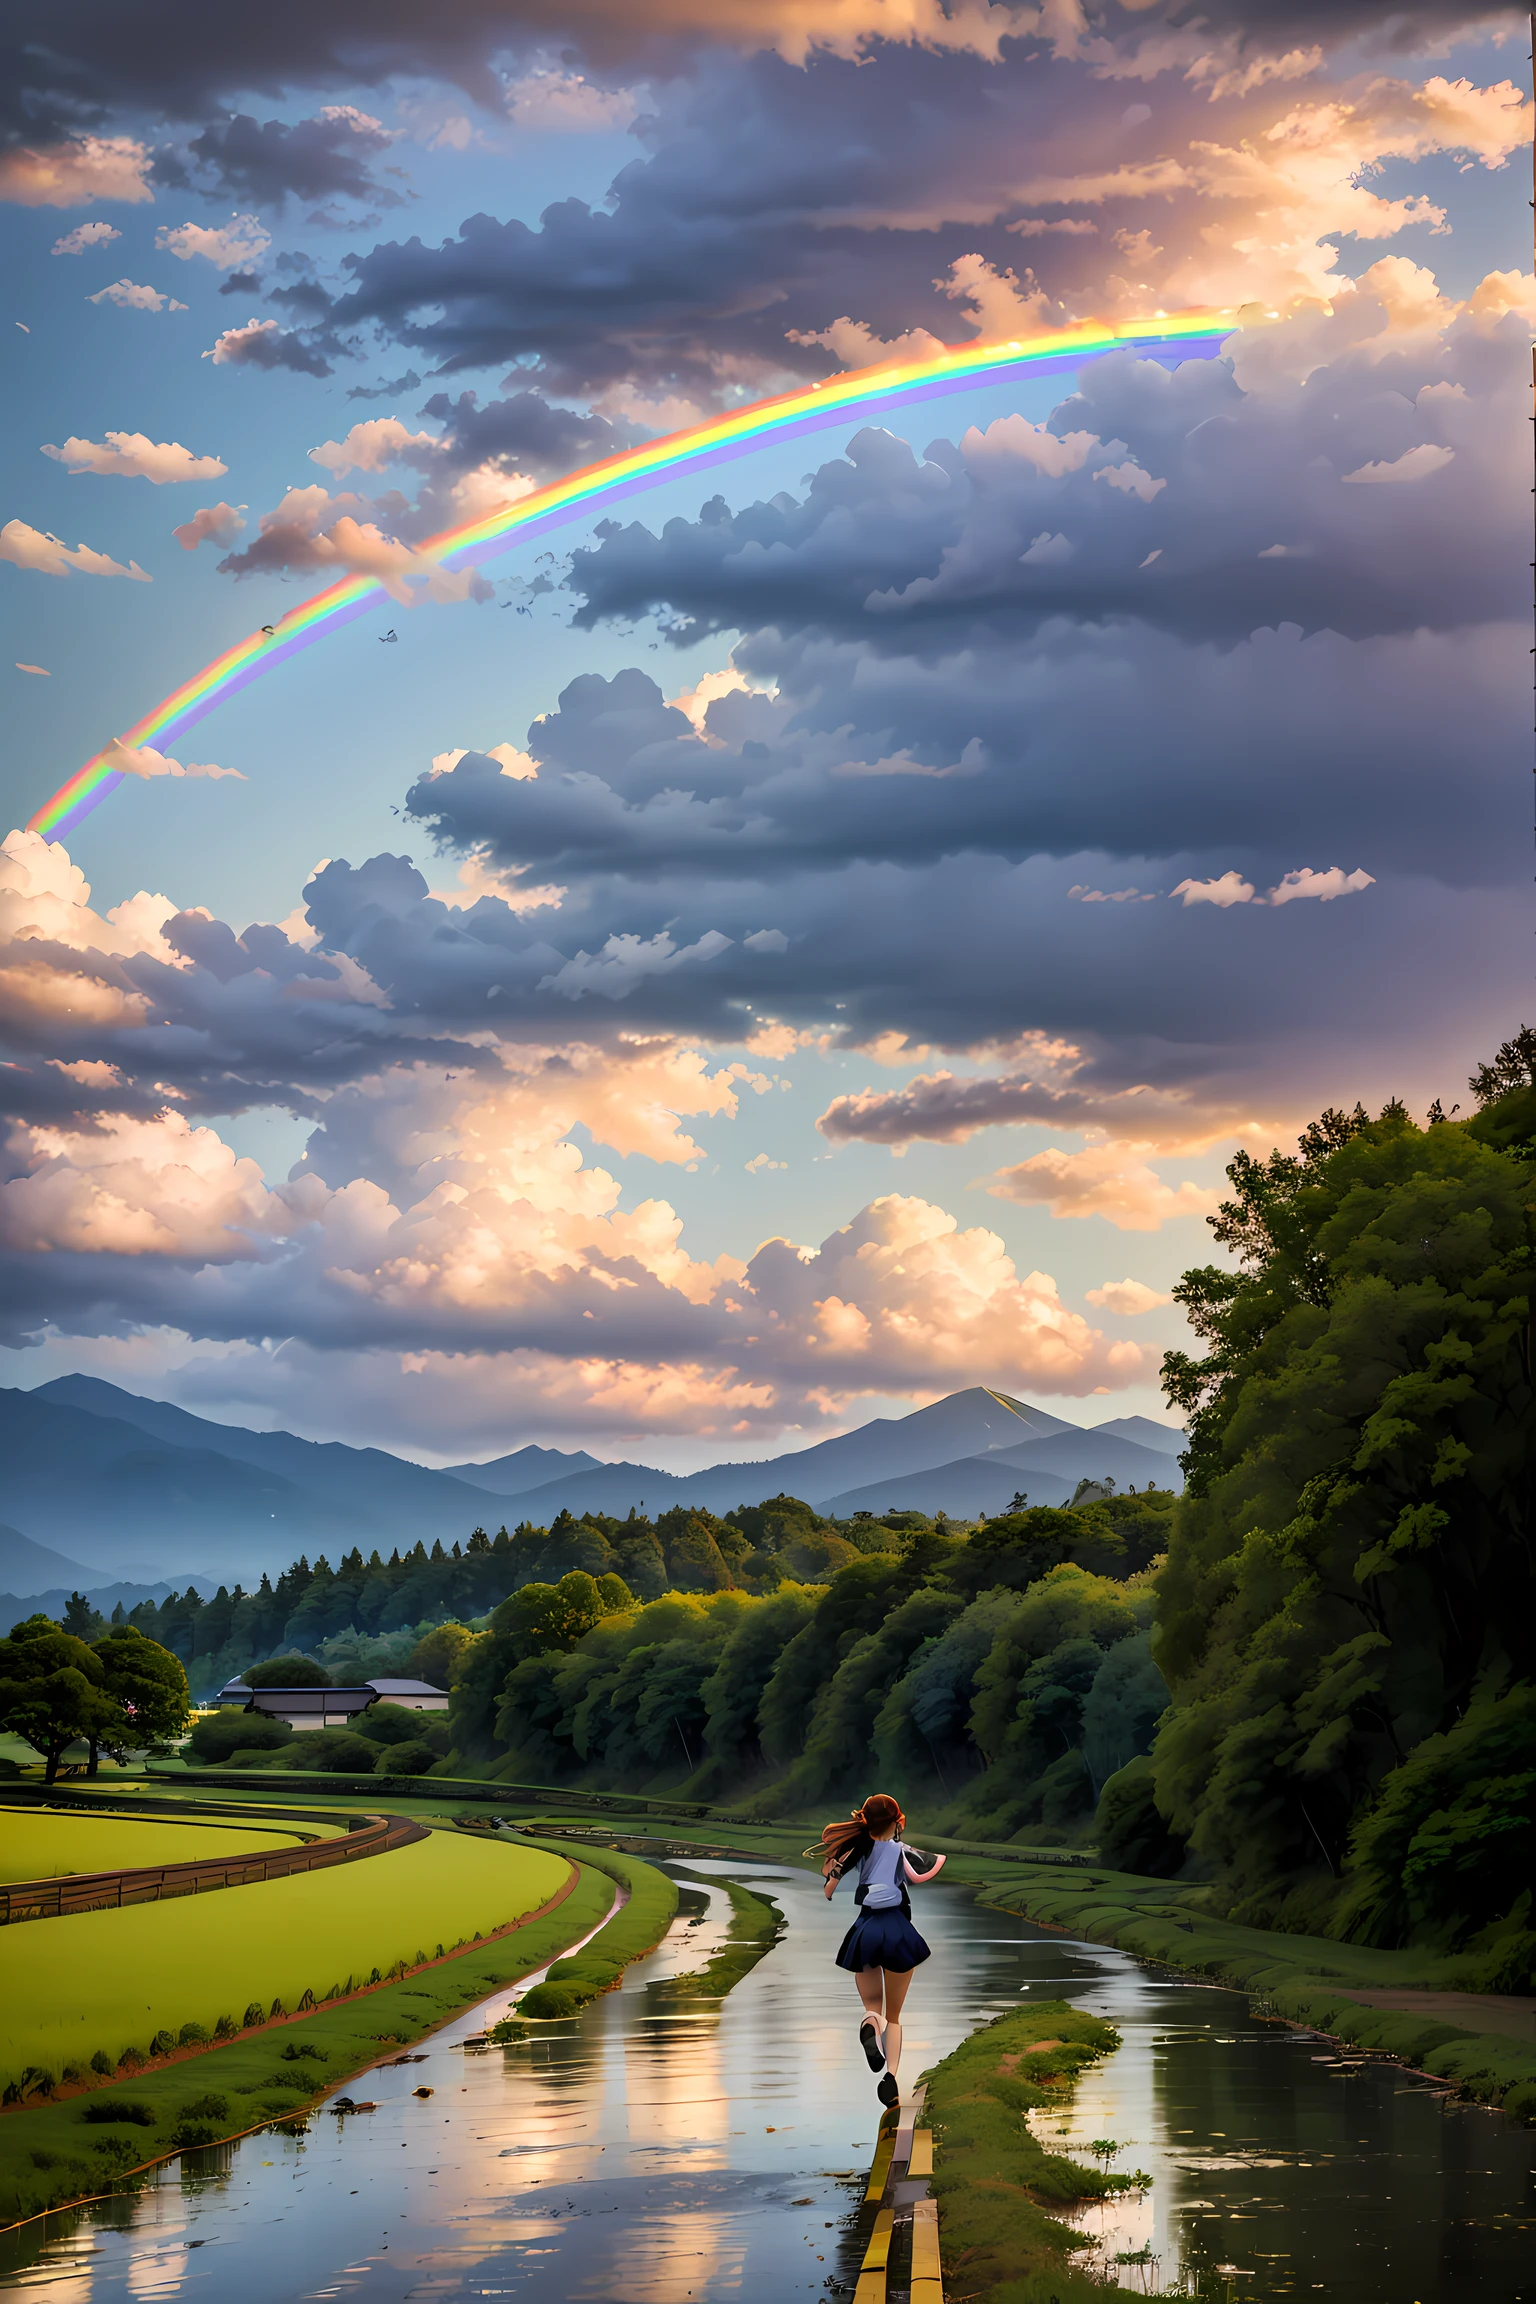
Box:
[902,1849,946,1885]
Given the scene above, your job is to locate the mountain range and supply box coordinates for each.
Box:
[1,1378,1183,1595]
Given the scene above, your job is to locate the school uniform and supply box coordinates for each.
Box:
[830,1835,932,1973]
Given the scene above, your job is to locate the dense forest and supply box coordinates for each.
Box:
[59,1033,1536,1977]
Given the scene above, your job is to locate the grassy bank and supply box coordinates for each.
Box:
[492,1837,679,2020]
[653,1874,784,2000]
[970,1863,1536,2123]
[0,1833,569,2093]
[923,1998,1142,2303]
[0,1856,616,2232]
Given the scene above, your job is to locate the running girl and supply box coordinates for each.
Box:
[813,1794,946,2108]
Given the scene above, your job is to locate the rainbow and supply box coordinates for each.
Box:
[29,310,1230,841]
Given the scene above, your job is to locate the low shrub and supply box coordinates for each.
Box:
[178,2093,229,2119]
[516,1983,578,2020]
[81,2100,156,2127]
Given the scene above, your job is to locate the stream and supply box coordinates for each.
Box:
[0,1860,1530,2302]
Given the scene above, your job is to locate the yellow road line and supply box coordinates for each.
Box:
[907,2128,934,2177]
[865,2129,896,2202]
[853,2206,894,2304]
[911,2196,943,2302]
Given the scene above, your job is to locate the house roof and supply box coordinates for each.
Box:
[366,1678,448,1697]
[245,1686,376,1716]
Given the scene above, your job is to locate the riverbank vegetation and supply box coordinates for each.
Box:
[0,1832,569,2098]
[923,1998,1143,2301]
[969,1856,1536,2123]
[490,1837,679,2020]
[651,1874,784,2001]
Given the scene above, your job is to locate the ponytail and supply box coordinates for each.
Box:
[803,1791,907,1868]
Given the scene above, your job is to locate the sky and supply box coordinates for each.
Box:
[0,0,1530,1471]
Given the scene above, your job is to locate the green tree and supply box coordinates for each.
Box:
[505,1572,606,1658]
[0,1617,122,1784]
[1151,1092,1535,1897]
[60,1592,106,1641]
[92,1626,189,1772]
[243,1655,331,1688]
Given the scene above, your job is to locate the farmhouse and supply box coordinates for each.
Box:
[211,1677,447,1730]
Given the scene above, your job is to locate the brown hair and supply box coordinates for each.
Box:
[805,1792,907,1868]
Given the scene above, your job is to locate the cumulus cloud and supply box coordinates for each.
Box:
[202,317,334,376]
[101,740,244,782]
[85,279,187,312]
[172,501,246,551]
[0,136,152,207]
[164,110,397,210]
[212,483,491,605]
[1170,871,1258,908]
[0,829,1154,1427]
[155,215,270,270]
[42,432,226,483]
[51,220,119,254]
[983,1143,1223,1231]
[1171,865,1376,906]
[0,520,150,580]
[1085,1277,1171,1315]
[1343,442,1457,483]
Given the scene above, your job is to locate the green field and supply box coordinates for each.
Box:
[0,1832,570,2091]
[0,1808,304,1883]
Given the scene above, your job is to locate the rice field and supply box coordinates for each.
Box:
[0,1807,305,1884]
[0,1832,571,2089]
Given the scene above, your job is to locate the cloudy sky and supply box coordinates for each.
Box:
[0,0,1528,1468]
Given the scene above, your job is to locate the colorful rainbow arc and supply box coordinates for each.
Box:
[29,309,1231,843]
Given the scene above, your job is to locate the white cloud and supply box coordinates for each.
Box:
[0,137,152,208]
[743,928,789,952]
[86,279,188,313]
[51,221,120,255]
[1068,884,1157,904]
[428,743,538,780]
[102,739,244,782]
[505,68,641,131]
[43,433,226,484]
[202,318,285,367]
[1170,872,1256,908]
[1085,1277,1171,1315]
[309,419,439,476]
[745,1151,786,1172]
[984,1143,1222,1232]
[1342,443,1456,484]
[172,502,247,551]
[1094,460,1165,502]
[156,216,271,270]
[0,519,150,581]
[0,1110,281,1259]
[1266,866,1375,905]
[15,662,49,676]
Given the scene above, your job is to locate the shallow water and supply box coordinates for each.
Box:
[0,1861,1530,2302]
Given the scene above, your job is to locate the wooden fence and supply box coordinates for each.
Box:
[0,1811,429,1925]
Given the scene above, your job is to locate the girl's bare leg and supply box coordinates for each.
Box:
[855,1966,886,2047]
[881,1967,913,2083]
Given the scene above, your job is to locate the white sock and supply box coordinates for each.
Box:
[884,2020,902,2078]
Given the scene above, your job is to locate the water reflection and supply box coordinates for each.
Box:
[0,1865,1530,2302]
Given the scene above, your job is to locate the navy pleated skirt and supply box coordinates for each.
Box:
[835,1907,931,1973]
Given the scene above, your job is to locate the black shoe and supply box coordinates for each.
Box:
[877,2074,900,2109]
[859,2020,885,2073]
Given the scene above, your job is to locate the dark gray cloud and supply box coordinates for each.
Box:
[2,0,1500,149]
[566,314,1523,652]
[420,388,637,481]
[151,109,400,209]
